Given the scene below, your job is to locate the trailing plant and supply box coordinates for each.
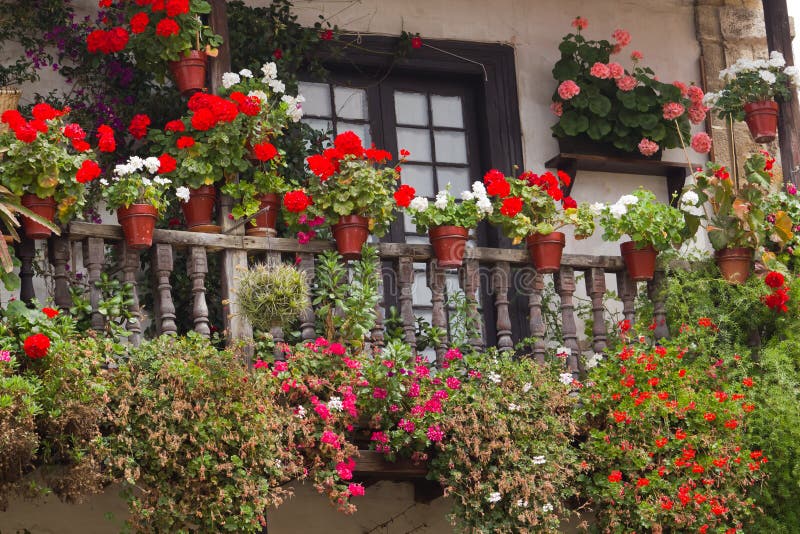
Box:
[706,51,799,122]
[485,168,595,243]
[550,16,702,155]
[396,182,491,233]
[236,262,309,331]
[598,188,691,250]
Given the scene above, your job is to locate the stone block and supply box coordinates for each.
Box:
[720,6,766,41]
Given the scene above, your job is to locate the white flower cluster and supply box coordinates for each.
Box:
[607,193,639,218]
[558,372,574,386]
[487,371,501,384]
[679,190,703,216]
[714,51,799,88]
[281,94,305,123]
[114,156,160,178]
[408,180,492,215]
[221,71,240,89]
[327,396,343,411]
[434,190,449,210]
[508,402,520,412]
[487,491,501,503]
[585,352,604,369]
[261,61,278,81]
[532,455,546,465]
[176,186,190,203]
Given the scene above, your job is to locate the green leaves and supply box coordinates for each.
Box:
[588,94,612,116]
[586,118,612,140]
[560,110,590,136]
[552,58,580,81]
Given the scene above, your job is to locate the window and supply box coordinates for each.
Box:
[300,37,523,346]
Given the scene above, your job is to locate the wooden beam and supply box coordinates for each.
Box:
[208,0,231,94]
[763,0,800,184]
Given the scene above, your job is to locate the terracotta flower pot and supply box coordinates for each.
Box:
[20,194,56,240]
[620,241,658,282]
[168,50,208,97]
[117,204,158,250]
[332,214,370,260]
[429,225,469,269]
[526,232,565,274]
[743,100,779,144]
[715,247,753,284]
[246,193,280,237]
[182,185,220,233]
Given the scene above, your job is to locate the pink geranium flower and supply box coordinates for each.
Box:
[616,75,637,92]
[589,62,611,79]
[557,80,580,100]
[691,132,712,154]
[662,102,685,120]
[638,138,660,156]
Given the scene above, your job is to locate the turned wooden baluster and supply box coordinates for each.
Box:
[153,243,177,336]
[371,262,386,348]
[647,270,670,340]
[427,259,449,363]
[296,252,317,342]
[48,236,71,310]
[83,237,105,331]
[16,239,35,305]
[397,256,417,348]
[585,267,608,354]
[265,251,285,356]
[555,266,580,375]
[527,271,547,364]
[616,271,638,325]
[460,258,484,351]
[492,261,514,352]
[189,246,211,337]
[121,243,143,346]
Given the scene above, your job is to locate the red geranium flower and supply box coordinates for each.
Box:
[562,196,577,209]
[72,139,91,152]
[1,109,24,128]
[484,169,510,197]
[165,0,190,17]
[32,103,60,121]
[13,123,38,143]
[334,131,364,157]
[307,154,336,181]
[320,29,333,40]
[128,113,151,139]
[176,136,195,149]
[500,196,523,217]
[607,470,622,483]
[63,123,86,140]
[411,36,423,49]
[23,333,50,359]
[273,48,283,59]
[366,147,392,163]
[238,96,261,116]
[164,119,185,132]
[394,184,416,208]
[130,12,149,34]
[765,271,785,289]
[253,142,278,162]
[190,108,217,131]
[158,153,177,174]
[97,124,116,152]
[76,160,102,183]
[42,307,59,318]
[283,190,312,213]
[742,377,753,387]
[155,18,180,37]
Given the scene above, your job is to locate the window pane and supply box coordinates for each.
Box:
[412,268,432,305]
[394,91,428,126]
[302,117,332,135]
[400,164,435,198]
[334,86,367,120]
[434,130,467,164]
[298,82,331,117]
[337,121,371,147]
[437,167,471,193]
[396,128,431,162]
[403,213,420,235]
[431,95,463,128]
[405,234,429,244]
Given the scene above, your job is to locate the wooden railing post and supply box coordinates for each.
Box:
[16,238,35,305]
[427,259,448,363]
[555,266,580,375]
[492,261,513,352]
[585,267,608,354]
[296,252,317,342]
[397,256,417,348]
[49,236,71,310]
[153,243,177,336]
[83,237,105,331]
[189,246,211,337]
[616,271,638,325]
[460,258,484,351]
[121,243,143,346]
[371,262,386,348]
[527,271,547,363]
[647,270,670,340]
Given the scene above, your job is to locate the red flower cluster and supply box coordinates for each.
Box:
[186,93,241,131]
[87,27,129,54]
[155,18,180,37]
[229,92,261,116]
[500,196,523,217]
[252,142,278,162]
[23,333,51,359]
[763,271,790,312]
[394,184,416,208]
[128,114,151,139]
[158,153,177,174]
[130,12,150,34]
[306,132,393,181]
[2,106,66,144]
[76,160,102,183]
[42,307,59,318]
[284,190,312,213]
[97,124,116,152]
[176,135,194,149]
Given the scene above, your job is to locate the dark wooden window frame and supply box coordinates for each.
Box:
[311,36,525,345]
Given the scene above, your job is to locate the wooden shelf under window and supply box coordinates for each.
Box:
[544,152,701,205]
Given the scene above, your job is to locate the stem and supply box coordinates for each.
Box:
[675,120,694,175]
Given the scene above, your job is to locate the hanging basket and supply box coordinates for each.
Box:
[168,50,208,97]
[620,241,658,282]
[118,204,158,249]
[743,100,779,144]
[715,247,753,284]
[429,225,469,269]
[332,214,370,260]
[0,87,22,133]
[526,231,565,274]
[182,185,220,233]
[246,193,281,237]
[20,194,56,240]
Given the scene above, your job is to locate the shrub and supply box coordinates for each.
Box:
[237,262,309,331]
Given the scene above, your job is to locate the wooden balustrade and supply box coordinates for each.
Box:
[47,221,671,368]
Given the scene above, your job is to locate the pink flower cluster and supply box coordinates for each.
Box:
[426,424,445,442]
[558,80,581,100]
[638,138,660,157]
[616,75,637,92]
[691,132,713,154]
[590,62,611,79]
[612,28,631,47]
[662,102,685,121]
[571,16,588,30]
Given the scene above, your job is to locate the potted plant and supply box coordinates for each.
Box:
[291,131,401,259]
[87,1,223,96]
[216,63,304,235]
[598,189,688,281]
[681,153,776,283]
[102,155,175,249]
[0,105,100,239]
[395,184,492,269]
[150,92,251,233]
[486,169,595,273]
[762,177,800,271]
[551,16,703,157]
[705,52,798,143]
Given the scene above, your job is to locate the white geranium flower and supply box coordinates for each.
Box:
[542,503,554,513]
[141,177,152,187]
[487,492,501,503]
[99,178,109,186]
[590,202,605,215]
[532,455,546,465]
[471,181,487,197]
[680,190,699,206]
[261,61,278,80]
[585,352,604,369]
[784,66,799,77]
[434,190,449,210]
[327,396,343,411]
[559,372,574,385]
[408,196,429,212]
[522,382,532,393]
[488,371,501,384]
[128,156,145,172]
[295,405,306,419]
[268,78,285,94]
[516,499,529,508]
[460,190,475,201]
[610,202,628,218]
[508,403,520,412]
[175,186,191,203]
[153,176,171,186]
[222,72,240,89]
[702,91,720,107]
[248,89,268,102]
[114,163,131,177]
[759,70,777,84]
[476,197,493,215]
[619,194,638,206]
[239,68,253,78]
[144,157,161,174]
[769,50,786,68]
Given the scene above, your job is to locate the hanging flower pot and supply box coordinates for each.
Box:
[715,247,753,284]
[743,100,779,144]
[20,194,57,240]
[117,204,158,250]
[182,185,220,233]
[168,50,208,97]
[526,232,565,274]
[332,214,370,260]
[246,193,281,237]
[429,225,469,269]
[620,241,658,281]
